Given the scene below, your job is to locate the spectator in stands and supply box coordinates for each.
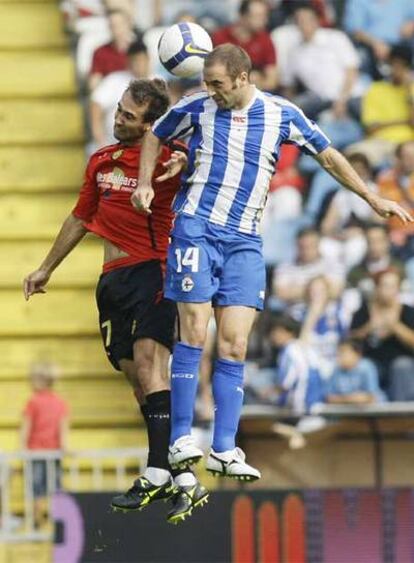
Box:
[347,45,414,167]
[212,0,278,91]
[281,3,361,120]
[272,315,323,415]
[89,40,150,149]
[320,153,379,269]
[89,8,138,92]
[272,227,345,318]
[300,276,348,378]
[21,363,69,528]
[268,0,335,29]
[325,338,386,404]
[343,0,414,79]
[350,268,414,398]
[377,141,414,260]
[347,224,404,296]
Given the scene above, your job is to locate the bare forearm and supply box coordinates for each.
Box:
[314,147,374,204]
[393,321,414,349]
[340,68,357,102]
[138,131,162,185]
[40,214,87,275]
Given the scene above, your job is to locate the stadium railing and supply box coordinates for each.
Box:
[0,447,147,543]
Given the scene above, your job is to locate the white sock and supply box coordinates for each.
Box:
[174,472,197,487]
[144,467,171,486]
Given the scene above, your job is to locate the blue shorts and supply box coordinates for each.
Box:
[165,214,266,310]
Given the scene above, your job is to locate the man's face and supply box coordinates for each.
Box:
[294,8,319,41]
[113,90,150,144]
[203,63,248,109]
[109,12,131,42]
[337,345,359,371]
[375,272,400,304]
[366,228,389,260]
[242,1,268,33]
[297,233,320,263]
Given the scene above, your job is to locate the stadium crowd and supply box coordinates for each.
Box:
[60,0,414,421]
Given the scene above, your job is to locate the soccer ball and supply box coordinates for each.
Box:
[158,22,213,78]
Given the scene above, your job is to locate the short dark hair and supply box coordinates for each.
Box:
[127,78,170,123]
[205,44,252,80]
[269,315,301,337]
[127,39,148,57]
[348,152,372,170]
[239,0,268,16]
[297,226,320,240]
[389,44,412,67]
[339,338,363,355]
[292,1,320,18]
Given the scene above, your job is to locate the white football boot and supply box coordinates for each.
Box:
[168,435,204,469]
[206,447,261,481]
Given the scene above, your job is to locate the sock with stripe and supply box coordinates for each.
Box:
[170,342,203,444]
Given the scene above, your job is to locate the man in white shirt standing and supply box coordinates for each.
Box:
[281,3,361,121]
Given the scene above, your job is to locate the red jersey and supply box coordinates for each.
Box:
[72,143,182,272]
[90,43,128,78]
[212,26,276,69]
[24,390,69,450]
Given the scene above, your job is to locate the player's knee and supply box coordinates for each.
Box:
[217,335,248,362]
[180,318,208,347]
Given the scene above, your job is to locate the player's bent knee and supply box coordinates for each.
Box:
[180,319,208,347]
[217,336,248,362]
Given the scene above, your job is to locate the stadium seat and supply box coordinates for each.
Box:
[0,288,98,336]
[0,52,77,97]
[0,239,102,288]
[0,100,84,145]
[0,4,67,49]
[0,147,85,192]
[0,193,81,238]
[0,337,113,379]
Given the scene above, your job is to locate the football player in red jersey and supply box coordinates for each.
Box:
[23,79,208,524]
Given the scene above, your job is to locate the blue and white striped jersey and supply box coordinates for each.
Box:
[152,88,330,234]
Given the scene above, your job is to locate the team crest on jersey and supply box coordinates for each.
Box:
[112,149,124,160]
[182,276,194,292]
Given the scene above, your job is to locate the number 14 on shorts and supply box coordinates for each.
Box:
[175,247,200,273]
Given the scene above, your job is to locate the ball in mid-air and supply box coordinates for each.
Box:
[158,22,213,78]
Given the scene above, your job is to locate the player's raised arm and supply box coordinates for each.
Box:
[23,214,87,301]
[314,146,413,223]
[131,130,162,214]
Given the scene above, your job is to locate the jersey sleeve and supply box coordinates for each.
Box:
[152,93,206,141]
[72,157,99,222]
[282,103,330,155]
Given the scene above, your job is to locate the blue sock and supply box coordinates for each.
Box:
[170,342,203,444]
[212,358,244,452]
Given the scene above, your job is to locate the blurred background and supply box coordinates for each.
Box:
[0,0,413,561]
